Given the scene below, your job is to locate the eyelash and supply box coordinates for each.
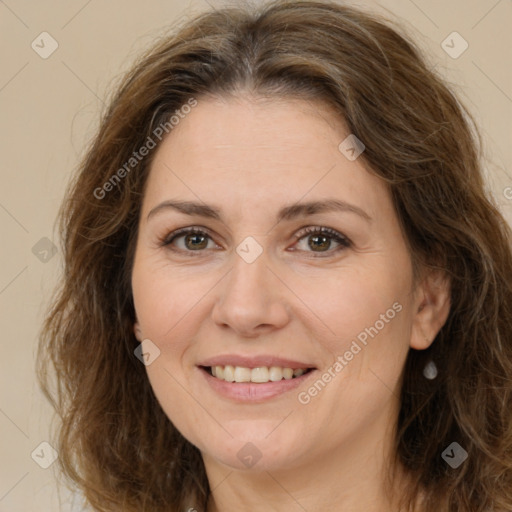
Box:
[160,226,351,258]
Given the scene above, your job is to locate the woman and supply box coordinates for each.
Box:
[37,1,512,511]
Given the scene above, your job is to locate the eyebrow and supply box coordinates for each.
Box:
[147,198,372,223]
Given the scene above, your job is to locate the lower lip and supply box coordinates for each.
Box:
[198,367,316,402]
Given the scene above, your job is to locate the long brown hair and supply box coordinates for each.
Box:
[37,1,512,510]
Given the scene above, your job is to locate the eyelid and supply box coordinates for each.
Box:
[292,226,350,244]
[162,226,213,245]
[290,226,351,256]
[161,226,221,253]
[161,225,351,256]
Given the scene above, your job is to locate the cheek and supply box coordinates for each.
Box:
[300,262,413,396]
[131,262,206,430]
[132,259,207,343]
[304,266,406,345]
[298,271,411,424]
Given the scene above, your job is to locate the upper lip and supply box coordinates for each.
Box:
[198,355,316,369]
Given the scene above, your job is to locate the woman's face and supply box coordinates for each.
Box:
[131,94,430,473]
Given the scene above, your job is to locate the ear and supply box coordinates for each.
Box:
[410,268,451,350]
[133,321,143,342]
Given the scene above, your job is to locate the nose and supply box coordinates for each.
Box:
[211,250,291,338]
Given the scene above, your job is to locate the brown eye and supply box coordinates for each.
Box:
[308,234,332,252]
[294,226,351,256]
[183,232,209,250]
[163,228,216,253]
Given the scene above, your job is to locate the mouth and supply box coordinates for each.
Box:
[200,365,315,383]
[197,355,318,402]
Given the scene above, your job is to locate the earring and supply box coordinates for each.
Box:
[423,360,438,380]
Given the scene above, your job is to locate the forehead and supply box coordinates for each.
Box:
[142,94,390,221]
[155,94,348,161]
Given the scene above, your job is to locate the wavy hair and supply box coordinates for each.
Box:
[37,1,512,511]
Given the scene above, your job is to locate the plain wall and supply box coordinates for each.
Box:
[0,0,511,510]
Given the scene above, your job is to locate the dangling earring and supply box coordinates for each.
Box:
[423,360,438,380]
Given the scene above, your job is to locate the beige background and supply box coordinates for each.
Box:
[0,0,511,510]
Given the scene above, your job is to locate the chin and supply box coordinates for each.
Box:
[200,432,306,472]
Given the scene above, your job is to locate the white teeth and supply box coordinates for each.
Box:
[250,367,269,383]
[234,366,251,382]
[282,368,294,380]
[223,365,235,382]
[208,365,311,383]
[214,366,224,379]
[269,366,283,381]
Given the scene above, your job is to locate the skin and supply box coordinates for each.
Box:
[131,93,450,512]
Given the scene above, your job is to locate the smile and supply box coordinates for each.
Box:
[204,365,315,383]
[198,364,317,402]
